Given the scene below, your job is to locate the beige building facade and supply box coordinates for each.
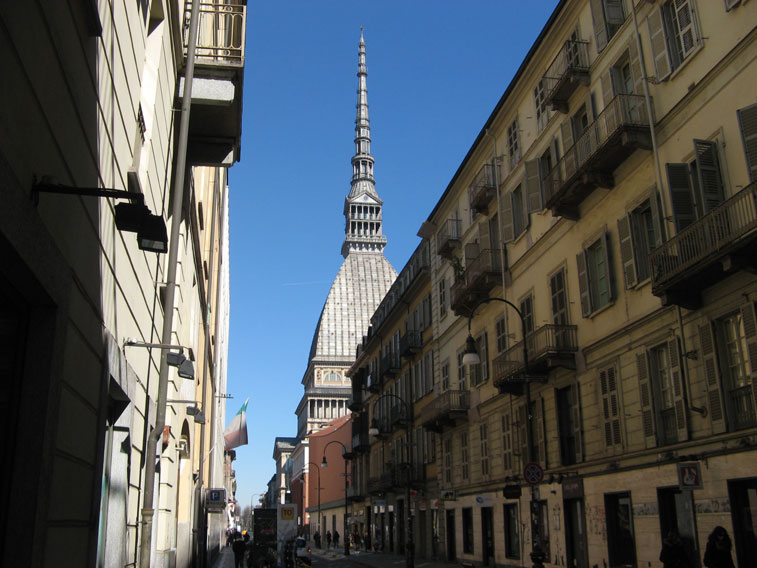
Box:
[0,1,243,566]
[350,1,757,567]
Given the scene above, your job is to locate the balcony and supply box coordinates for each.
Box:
[436,219,462,259]
[469,164,497,215]
[380,353,401,381]
[347,486,366,502]
[544,94,652,219]
[366,373,381,393]
[400,331,422,359]
[492,324,578,394]
[352,413,370,453]
[389,403,411,430]
[543,39,591,113]
[394,463,426,488]
[348,369,365,412]
[420,390,469,433]
[368,471,395,495]
[649,182,757,309]
[450,249,502,316]
[182,1,246,166]
[370,415,392,439]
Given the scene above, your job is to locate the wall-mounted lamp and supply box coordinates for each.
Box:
[33,176,168,253]
[167,399,205,424]
[124,339,195,380]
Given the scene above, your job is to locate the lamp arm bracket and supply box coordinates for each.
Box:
[33,177,145,205]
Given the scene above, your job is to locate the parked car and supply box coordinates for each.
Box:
[294,537,311,566]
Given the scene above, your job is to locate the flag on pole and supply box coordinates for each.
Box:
[224,398,249,450]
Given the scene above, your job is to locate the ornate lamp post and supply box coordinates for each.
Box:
[368,393,414,568]
[321,440,352,557]
[306,461,322,537]
[462,296,545,568]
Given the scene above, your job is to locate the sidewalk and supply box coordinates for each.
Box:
[211,546,236,568]
[312,546,456,568]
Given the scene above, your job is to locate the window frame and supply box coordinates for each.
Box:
[576,231,614,317]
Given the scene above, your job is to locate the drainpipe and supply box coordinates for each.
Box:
[676,306,707,416]
[139,2,200,566]
[630,4,671,237]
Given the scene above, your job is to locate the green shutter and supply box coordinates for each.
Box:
[561,120,577,180]
[647,7,672,81]
[650,187,665,246]
[637,351,657,448]
[576,250,591,316]
[699,323,726,434]
[601,231,615,302]
[500,189,515,243]
[693,139,724,213]
[669,337,689,442]
[525,160,543,213]
[617,215,638,289]
[590,0,609,52]
[666,163,696,231]
[737,104,757,182]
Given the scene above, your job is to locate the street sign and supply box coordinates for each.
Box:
[523,462,544,485]
[441,490,456,500]
[206,488,226,512]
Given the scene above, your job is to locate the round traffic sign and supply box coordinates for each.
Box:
[523,462,543,485]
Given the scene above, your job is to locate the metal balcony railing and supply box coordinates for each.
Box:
[544,94,650,207]
[400,331,422,358]
[469,164,497,213]
[436,219,462,257]
[543,39,590,111]
[185,2,247,66]
[730,384,757,430]
[420,390,469,431]
[650,181,757,293]
[380,353,401,379]
[492,324,578,388]
[450,249,502,315]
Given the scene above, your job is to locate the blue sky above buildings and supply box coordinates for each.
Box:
[226,1,560,508]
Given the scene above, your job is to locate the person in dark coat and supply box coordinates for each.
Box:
[232,531,247,568]
[333,530,340,548]
[660,531,692,568]
[703,526,736,568]
[326,530,332,549]
[313,531,321,549]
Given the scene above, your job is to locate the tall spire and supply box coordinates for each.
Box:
[342,29,387,258]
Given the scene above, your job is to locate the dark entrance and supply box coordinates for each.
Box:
[481,506,494,566]
[388,510,395,552]
[564,498,588,568]
[728,477,757,568]
[657,487,699,567]
[446,508,456,561]
[398,500,406,554]
[605,492,636,568]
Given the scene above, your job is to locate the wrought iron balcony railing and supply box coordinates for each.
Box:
[400,331,422,358]
[436,219,462,258]
[469,163,497,214]
[492,324,578,392]
[650,181,757,305]
[543,39,590,113]
[420,390,469,432]
[544,94,651,217]
[380,353,401,380]
[185,2,246,66]
[450,249,502,316]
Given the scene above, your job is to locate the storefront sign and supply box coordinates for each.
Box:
[562,477,584,499]
[503,485,522,499]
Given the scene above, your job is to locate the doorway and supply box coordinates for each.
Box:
[564,498,588,568]
[657,487,699,567]
[728,477,757,568]
[481,507,494,566]
[446,509,456,561]
[605,492,636,568]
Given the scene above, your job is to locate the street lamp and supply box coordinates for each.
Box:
[368,393,414,568]
[306,461,322,538]
[462,296,545,568]
[321,440,352,557]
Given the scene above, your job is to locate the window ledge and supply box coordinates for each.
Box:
[666,42,704,83]
[587,300,616,319]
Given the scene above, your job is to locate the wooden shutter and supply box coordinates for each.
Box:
[572,383,583,463]
[617,215,638,289]
[666,163,696,231]
[674,0,698,58]
[601,231,615,302]
[561,120,577,179]
[501,188,515,243]
[518,404,528,469]
[669,337,689,442]
[693,140,725,214]
[478,221,491,251]
[534,398,547,466]
[699,323,726,434]
[525,160,543,213]
[605,0,625,24]
[637,351,657,448]
[650,187,665,246]
[740,303,757,417]
[600,366,621,447]
[481,332,489,382]
[601,69,615,108]
[628,39,646,96]
[647,7,672,81]
[590,0,609,52]
[576,250,591,316]
[737,104,757,182]
[501,413,513,473]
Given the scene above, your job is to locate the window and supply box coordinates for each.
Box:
[501,413,514,472]
[534,79,550,132]
[461,431,469,481]
[638,340,688,447]
[502,182,529,242]
[496,317,507,354]
[462,508,474,554]
[504,504,520,559]
[423,351,434,395]
[737,104,757,182]
[550,268,569,328]
[519,294,534,337]
[480,422,489,477]
[600,365,622,448]
[470,332,489,387]
[517,400,546,469]
[648,0,701,80]
[590,0,626,52]
[666,139,725,232]
[618,196,663,288]
[442,360,450,391]
[556,384,582,465]
[576,231,614,316]
[457,349,467,390]
[507,117,521,170]
[444,437,452,484]
[439,277,448,319]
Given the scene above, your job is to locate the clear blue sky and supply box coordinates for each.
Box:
[226,1,560,509]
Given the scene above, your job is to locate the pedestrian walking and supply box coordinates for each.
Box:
[660,531,692,568]
[334,530,340,548]
[326,530,332,549]
[232,531,247,568]
[703,526,735,568]
[313,531,321,549]
[354,530,362,550]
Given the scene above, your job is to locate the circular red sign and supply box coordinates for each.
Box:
[523,462,544,485]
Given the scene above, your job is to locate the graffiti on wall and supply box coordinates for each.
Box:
[587,505,606,541]
[632,502,659,517]
[695,498,731,514]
